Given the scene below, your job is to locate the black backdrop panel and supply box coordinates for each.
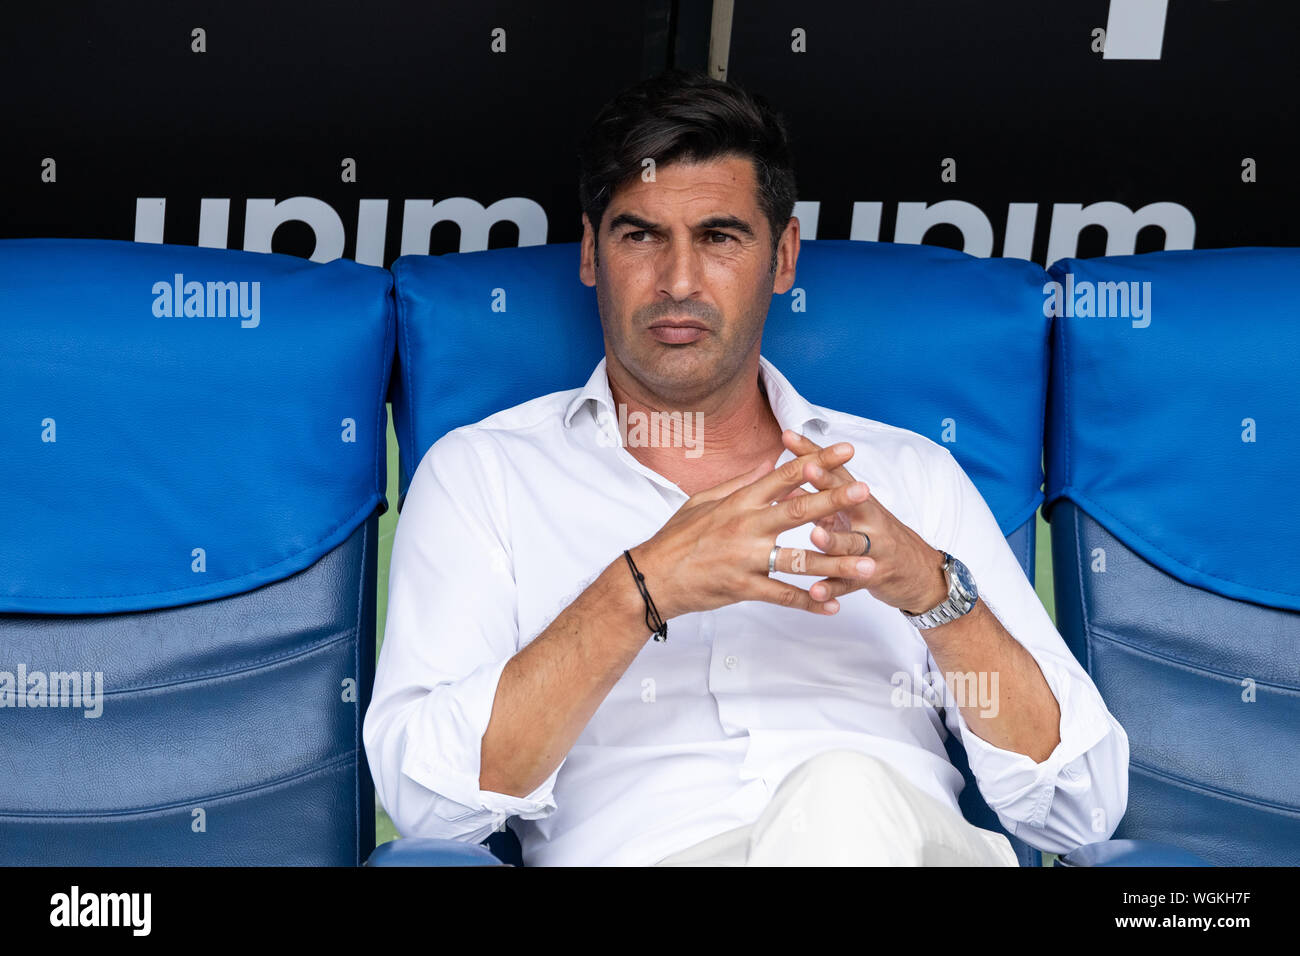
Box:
[2,1,671,266]
[2,1,1294,266]
[727,0,1298,261]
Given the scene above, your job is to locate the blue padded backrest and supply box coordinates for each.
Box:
[392,239,1053,866]
[0,238,395,864]
[1045,247,1299,611]
[0,238,394,614]
[1044,247,1300,865]
[393,239,1051,535]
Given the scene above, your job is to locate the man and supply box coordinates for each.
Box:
[364,69,1129,866]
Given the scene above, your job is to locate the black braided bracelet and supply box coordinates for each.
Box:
[623,549,668,642]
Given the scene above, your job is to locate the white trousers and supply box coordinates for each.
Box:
[653,749,1020,866]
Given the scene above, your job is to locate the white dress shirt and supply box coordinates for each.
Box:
[364,355,1129,866]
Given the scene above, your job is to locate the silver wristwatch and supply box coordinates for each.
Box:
[902,552,979,629]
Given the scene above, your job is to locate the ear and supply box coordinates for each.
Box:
[771,215,800,295]
[580,213,597,287]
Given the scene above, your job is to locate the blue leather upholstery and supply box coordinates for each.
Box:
[0,238,395,865]
[0,238,394,613]
[1003,520,1036,587]
[388,239,1054,866]
[1055,839,1211,867]
[366,836,505,867]
[1045,247,1300,612]
[1050,503,1296,866]
[1045,248,1300,866]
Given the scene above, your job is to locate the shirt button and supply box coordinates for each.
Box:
[724,654,739,669]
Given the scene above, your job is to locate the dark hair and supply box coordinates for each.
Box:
[578,69,797,272]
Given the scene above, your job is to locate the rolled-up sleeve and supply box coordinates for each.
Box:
[923,444,1130,855]
[363,428,562,845]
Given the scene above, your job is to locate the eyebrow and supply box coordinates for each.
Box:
[607,212,756,238]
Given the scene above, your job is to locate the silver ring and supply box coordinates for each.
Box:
[768,544,781,575]
[854,531,871,556]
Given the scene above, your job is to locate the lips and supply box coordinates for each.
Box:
[648,321,708,344]
[648,319,708,329]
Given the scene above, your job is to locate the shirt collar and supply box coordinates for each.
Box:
[562,354,832,435]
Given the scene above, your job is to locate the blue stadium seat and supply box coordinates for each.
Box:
[0,238,395,864]
[1044,246,1300,866]
[386,238,1056,866]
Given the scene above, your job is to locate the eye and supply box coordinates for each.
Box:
[707,231,735,243]
[624,230,651,242]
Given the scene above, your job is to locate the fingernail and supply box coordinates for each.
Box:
[808,464,824,479]
[824,600,839,614]
[856,559,873,575]
[848,482,868,500]
[833,443,851,455]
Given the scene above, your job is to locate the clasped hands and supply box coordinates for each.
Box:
[630,429,951,622]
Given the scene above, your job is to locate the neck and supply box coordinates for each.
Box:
[605,355,786,496]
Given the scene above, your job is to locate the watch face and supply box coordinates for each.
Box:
[949,556,978,601]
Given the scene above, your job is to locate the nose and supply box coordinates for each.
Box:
[656,233,704,302]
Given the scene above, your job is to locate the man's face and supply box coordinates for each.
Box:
[580,153,798,406]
